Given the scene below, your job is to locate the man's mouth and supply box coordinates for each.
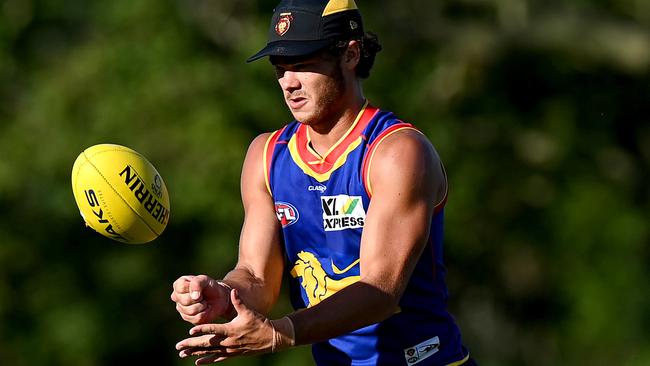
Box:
[288,97,307,110]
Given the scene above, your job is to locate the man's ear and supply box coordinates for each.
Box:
[342,39,361,71]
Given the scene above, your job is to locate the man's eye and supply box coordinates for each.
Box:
[294,63,311,70]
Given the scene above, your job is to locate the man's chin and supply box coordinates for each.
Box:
[291,111,315,125]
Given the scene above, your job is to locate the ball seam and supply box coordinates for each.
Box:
[82,148,163,239]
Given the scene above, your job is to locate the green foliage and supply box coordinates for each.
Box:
[1,0,648,365]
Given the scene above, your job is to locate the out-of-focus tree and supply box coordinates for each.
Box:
[0,0,648,365]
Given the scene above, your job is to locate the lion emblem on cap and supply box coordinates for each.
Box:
[275,12,293,36]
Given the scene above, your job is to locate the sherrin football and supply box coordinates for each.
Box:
[71,144,170,244]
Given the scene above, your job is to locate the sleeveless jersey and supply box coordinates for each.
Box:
[264,102,470,366]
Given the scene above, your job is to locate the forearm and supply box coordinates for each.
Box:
[288,280,399,345]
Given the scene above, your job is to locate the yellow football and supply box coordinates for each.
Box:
[71,144,170,244]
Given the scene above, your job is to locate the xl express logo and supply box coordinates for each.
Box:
[321,195,365,231]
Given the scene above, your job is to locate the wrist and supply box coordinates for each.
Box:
[217,281,232,292]
[216,281,237,320]
[270,316,295,353]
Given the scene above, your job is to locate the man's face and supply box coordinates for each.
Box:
[271,51,346,127]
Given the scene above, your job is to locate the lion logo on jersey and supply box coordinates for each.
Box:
[290,251,360,307]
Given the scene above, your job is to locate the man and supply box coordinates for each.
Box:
[171,1,475,365]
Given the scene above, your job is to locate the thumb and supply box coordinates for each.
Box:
[230,288,248,315]
[189,275,211,301]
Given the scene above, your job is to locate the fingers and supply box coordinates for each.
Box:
[171,275,215,305]
[178,346,225,359]
[177,326,229,358]
[177,301,209,317]
[175,294,274,363]
[171,275,193,303]
[179,348,229,364]
[189,323,228,336]
[177,332,225,350]
[172,275,195,294]
[196,355,228,364]
[189,275,214,301]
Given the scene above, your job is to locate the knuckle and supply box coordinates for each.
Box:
[195,274,211,287]
[185,315,199,324]
[178,295,194,306]
[185,305,201,316]
[178,304,198,316]
[221,338,236,348]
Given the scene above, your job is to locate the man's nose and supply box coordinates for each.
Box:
[279,71,301,92]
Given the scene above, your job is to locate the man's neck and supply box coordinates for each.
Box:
[307,95,365,156]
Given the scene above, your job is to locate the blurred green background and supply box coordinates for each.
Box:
[1,0,648,365]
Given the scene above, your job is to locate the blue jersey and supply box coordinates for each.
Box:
[264,102,470,366]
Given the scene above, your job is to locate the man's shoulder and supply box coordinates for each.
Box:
[373,128,436,162]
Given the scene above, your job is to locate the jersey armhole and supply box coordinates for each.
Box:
[433,161,448,215]
[361,124,449,214]
[263,127,286,197]
[361,122,417,198]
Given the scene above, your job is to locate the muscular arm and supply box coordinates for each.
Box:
[174,130,447,362]
[221,133,285,316]
[288,129,445,344]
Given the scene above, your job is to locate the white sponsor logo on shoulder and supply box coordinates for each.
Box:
[404,336,440,365]
[321,195,365,231]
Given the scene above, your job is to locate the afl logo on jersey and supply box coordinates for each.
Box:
[275,202,299,228]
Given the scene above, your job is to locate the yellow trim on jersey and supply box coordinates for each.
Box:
[305,128,324,160]
[314,100,368,162]
[434,161,449,212]
[263,132,276,196]
[288,101,368,182]
[322,0,358,16]
[446,354,470,366]
[288,134,363,182]
[364,126,422,196]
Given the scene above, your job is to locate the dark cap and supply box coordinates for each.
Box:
[246,0,364,62]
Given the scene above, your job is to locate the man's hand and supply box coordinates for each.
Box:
[175,288,295,364]
[171,275,233,325]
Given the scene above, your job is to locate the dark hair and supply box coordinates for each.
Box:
[327,32,382,79]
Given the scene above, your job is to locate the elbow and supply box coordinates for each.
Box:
[359,278,405,321]
[366,285,403,322]
[355,277,405,322]
[379,293,402,319]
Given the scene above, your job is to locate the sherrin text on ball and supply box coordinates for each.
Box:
[71,144,170,244]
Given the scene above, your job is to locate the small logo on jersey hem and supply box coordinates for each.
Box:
[404,336,440,365]
[275,202,299,228]
[321,195,365,231]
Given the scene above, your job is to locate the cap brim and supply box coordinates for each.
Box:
[246,39,335,63]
